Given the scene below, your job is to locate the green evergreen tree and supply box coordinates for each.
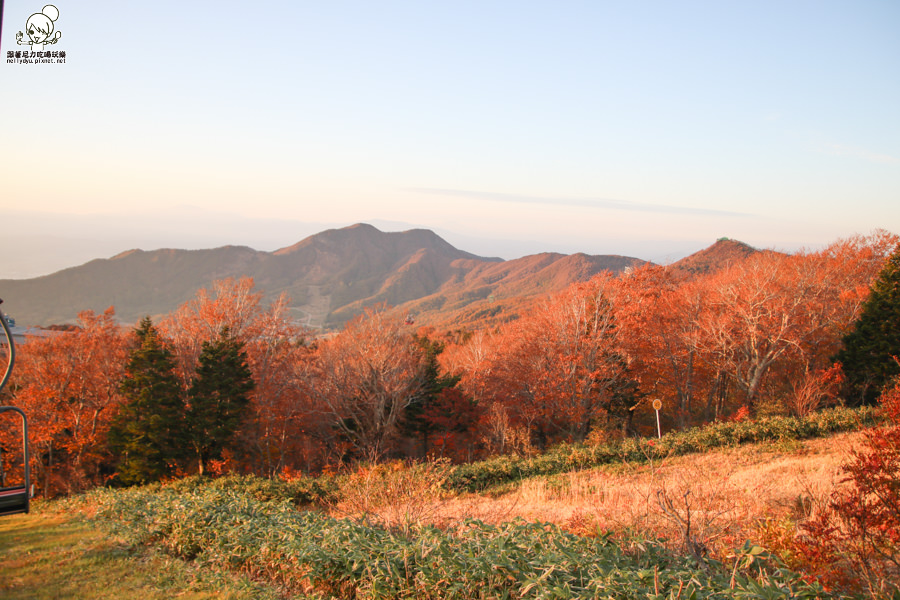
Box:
[185,328,255,475]
[401,336,461,456]
[108,317,185,485]
[837,244,900,405]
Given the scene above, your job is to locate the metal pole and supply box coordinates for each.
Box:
[652,398,662,439]
[0,407,30,509]
[0,301,14,394]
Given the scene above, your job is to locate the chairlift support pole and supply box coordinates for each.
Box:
[0,1,5,53]
[0,407,29,515]
[0,299,12,393]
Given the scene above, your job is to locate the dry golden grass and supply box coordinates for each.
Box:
[427,431,864,557]
[320,432,864,559]
[328,459,453,534]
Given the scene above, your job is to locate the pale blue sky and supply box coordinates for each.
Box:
[2,1,898,277]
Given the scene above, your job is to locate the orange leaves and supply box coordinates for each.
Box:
[6,308,128,496]
[306,305,426,462]
[160,278,313,475]
[609,265,707,427]
[4,230,898,486]
[441,232,897,443]
[798,379,900,594]
[652,236,893,414]
[789,363,845,418]
[449,277,632,446]
[160,277,265,386]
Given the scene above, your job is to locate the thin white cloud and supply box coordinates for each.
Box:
[821,143,900,166]
[411,189,753,218]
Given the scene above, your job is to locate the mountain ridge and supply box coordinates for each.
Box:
[0,224,756,330]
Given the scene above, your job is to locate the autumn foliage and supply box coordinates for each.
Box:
[797,372,900,596]
[1,308,126,495]
[0,232,898,502]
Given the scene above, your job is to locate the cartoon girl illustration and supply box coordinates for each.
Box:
[16,5,62,52]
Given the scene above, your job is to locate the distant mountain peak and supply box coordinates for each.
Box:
[111,249,142,260]
[273,223,484,260]
[670,238,759,275]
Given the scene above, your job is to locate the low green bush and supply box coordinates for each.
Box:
[445,405,879,493]
[87,483,830,599]
[128,472,339,506]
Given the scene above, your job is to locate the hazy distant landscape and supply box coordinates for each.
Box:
[0,223,754,329]
[1,210,706,281]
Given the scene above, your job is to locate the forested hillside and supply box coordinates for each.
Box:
[1,230,895,493]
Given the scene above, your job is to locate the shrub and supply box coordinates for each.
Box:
[85,480,830,599]
[132,473,337,506]
[444,406,879,493]
[330,459,450,535]
[800,379,900,597]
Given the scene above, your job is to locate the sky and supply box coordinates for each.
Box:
[1,1,898,279]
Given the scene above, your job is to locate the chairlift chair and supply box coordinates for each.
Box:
[0,299,31,516]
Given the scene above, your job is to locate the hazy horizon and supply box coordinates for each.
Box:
[2,208,726,280]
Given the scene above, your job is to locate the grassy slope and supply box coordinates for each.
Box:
[0,511,286,600]
[0,422,871,599]
[434,431,865,557]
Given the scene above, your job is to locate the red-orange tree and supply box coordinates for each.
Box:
[303,306,426,462]
[240,294,315,475]
[800,373,900,595]
[696,238,891,413]
[161,278,314,473]
[610,266,714,428]
[472,277,635,446]
[5,308,127,496]
[160,277,265,386]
